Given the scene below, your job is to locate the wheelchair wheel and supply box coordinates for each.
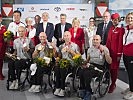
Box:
[98,70,110,97]
[72,75,80,92]
[91,96,97,100]
[72,67,80,92]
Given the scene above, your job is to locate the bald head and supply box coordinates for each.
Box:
[39,32,47,43]
[63,31,71,43]
[18,26,26,37]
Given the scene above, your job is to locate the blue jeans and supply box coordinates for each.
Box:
[79,90,91,100]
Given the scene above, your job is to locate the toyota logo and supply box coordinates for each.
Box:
[54,7,61,12]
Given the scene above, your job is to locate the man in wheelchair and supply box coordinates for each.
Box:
[53,31,80,97]
[8,26,35,90]
[78,35,112,100]
[28,32,57,93]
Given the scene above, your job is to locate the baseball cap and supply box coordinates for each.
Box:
[30,63,37,76]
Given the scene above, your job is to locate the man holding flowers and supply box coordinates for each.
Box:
[54,31,80,97]
[28,32,57,93]
[8,26,34,90]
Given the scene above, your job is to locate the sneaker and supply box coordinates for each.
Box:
[32,85,40,92]
[54,88,60,96]
[123,92,133,100]
[9,80,16,89]
[78,90,86,99]
[14,80,18,89]
[58,89,65,97]
[28,85,36,92]
[121,88,130,95]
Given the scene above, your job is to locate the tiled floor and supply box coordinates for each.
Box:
[0,62,129,100]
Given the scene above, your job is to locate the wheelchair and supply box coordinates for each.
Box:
[48,62,80,97]
[6,58,32,91]
[76,62,110,100]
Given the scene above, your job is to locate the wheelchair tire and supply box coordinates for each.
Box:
[91,96,97,100]
[72,67,80,92]
[98,70,110,97]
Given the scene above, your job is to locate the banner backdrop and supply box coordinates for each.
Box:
[13,4,94,27]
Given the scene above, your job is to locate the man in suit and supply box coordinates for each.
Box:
[96,11,113,45]
[54,14,72,47]
[36,12,54,43]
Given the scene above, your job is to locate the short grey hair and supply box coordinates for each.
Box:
[60,13,67,17]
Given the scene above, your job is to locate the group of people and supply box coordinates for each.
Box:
[0,9,132,100]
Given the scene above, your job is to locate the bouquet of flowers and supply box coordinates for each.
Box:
[33,57,47,67]
[3,30,14,43]
[59,58,70,68]
[72,54,84,67]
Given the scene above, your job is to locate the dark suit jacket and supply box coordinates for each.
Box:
[96,21,113,45]
[54,22,72,47]
[36,22,54,42]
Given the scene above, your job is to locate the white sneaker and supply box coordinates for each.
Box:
[32,85,40,92]
[58,89,65,97]
[9,80,16,89]
[14,80,18,89]
[28,85,36,92]
[121,88,130,95]
[123,92,133,100]
[54,88,60,96]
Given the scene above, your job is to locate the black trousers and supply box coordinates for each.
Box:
[79,64,103,92]
[123,55,133,92]
[54,66,74,90]
[8,59,31,82]
[30,66,51,85]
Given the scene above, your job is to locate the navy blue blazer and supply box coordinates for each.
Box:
[96,21,113,45]
[54,22,72,47]
[36,22,54,42]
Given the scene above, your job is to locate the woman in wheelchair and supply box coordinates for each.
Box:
[53,31,80,97]
[28,32,57,93]
[78,35,112,100]
[8,26,35,90]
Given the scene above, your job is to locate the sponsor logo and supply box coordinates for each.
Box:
[40,8,49,11]
[79,9,87,11]
[55,16,58,19]
[81,25,87,28]
[54,7,61,12]
[29,7,36,12]
[66,8,75,10]
[17,8,24,12]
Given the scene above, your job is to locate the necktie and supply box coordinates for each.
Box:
[102,23,107,44]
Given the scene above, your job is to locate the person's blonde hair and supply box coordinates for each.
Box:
[25,17,33,23]
[125,12,133,24]
[72,17,80,27]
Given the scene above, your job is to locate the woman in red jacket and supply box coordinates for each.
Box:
[0,14,7,80]
[69,17,85,54]
[106,13,125,93]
